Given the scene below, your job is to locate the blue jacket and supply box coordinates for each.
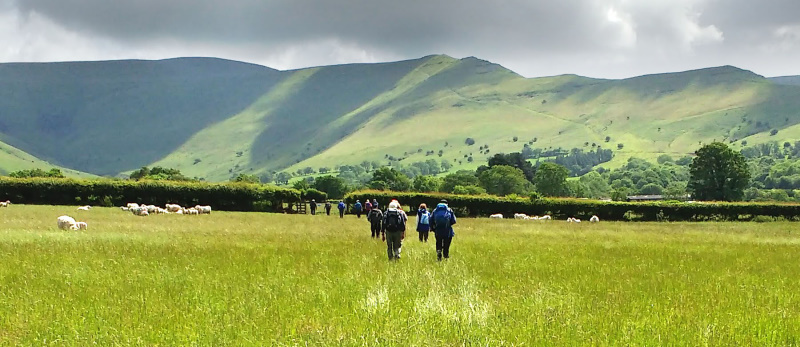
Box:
[416,208,430,232]
[430,203,456,238]
[354,202,363,212]
[337,202,345,210]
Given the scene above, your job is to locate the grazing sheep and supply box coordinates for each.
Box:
[514,213,529,220]
[538,215,552,220]
[130,206,149,216]
[126,203,139,209]
[489,213,504,219]
[186,208,200,215]
[567,217,581,223]
[194,205,212,214]
[165,204,182,213]
[57,215,77,230]
[77,205,92,211]
[57,215,87,230]
[590,215,600,223]
[0,200,10,207]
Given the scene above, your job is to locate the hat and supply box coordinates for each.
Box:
[440,199,448,203]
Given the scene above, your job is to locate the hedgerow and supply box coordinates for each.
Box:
[345,190,800,221]
[0,177,300,212]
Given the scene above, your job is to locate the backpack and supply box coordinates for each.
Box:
[419,211,430,225]
[354,202,362,212]
[368,209,382,223]
[338,202,345,210]
[384,209,404,232]
[432,206,451,232]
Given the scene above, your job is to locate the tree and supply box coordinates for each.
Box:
[579,171,611,198]
[369,167,412,191]
[486,152,535,182]
[534,162,569,197]
[453,185,487,195]
[232,173,260,184]
[259,171,275,184]
[292,179,311,191]
[275,172,292,185]
[656,154,674,164]
[413,175,442,193]
[9,168,65,178]
[478,165,530,196]
[313,175,350,199]
[688,142,751,201]
[465,138,476,146]
[440,170,479,193]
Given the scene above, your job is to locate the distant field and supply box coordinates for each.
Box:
[1,205,798,345]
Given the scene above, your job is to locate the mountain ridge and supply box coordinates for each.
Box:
[0,55,798,180]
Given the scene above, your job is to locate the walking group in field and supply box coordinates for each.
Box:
[360,198,457,261]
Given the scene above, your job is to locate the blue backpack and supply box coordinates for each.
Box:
[338,201,345,210]
[432,205,451,232]
[419,211,430,225]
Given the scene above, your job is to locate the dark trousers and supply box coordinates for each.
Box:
[339,209,344,218]
[371,223,381,238]
[435,235,453,259]
[418,230,429,242]
[356,211,362,218]
[386,231,403,260]
[310,207,316,215]
[325,207,331,215]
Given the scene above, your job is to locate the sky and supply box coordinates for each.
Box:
[1,0,799,79]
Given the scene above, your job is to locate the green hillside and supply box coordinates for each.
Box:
[770,76,800,86]
[2,56,800,181]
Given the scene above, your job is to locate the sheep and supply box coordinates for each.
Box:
[538,215,552,220]
[489,213,504,219]
[165,204,183,213]
[57,215,76,230]
[567,217,581,223]
[77,205,92,211]
[130,206,149,216]
[120,206,130,211]
[194,205,212,214]
[57,215,87,230]
[126,203,139,209]
[590,215,600,223]
[186,208,200,215]
[514,213,529,220]
[0,200,10,207]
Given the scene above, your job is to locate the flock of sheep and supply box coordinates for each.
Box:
[121,203,212,216]
[489,212,600,222]
[51,202,213,231]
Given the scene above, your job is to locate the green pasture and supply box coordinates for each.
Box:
[0,205,798,345]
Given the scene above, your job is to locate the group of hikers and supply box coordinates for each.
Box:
[307,197,457,261]
[365,198,457,261]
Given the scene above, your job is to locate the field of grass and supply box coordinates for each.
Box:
[1,205,799,345]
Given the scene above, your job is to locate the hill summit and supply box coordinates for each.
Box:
[0,55,798,180]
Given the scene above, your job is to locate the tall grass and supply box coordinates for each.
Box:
[0,205,798,345]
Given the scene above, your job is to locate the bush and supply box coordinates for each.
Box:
[752,215,775,223]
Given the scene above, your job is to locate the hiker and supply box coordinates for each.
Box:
[416,203,431,242]
[337,201,346,218]
[354,200,363,218]
[365,199,372,216]
[372,199,379,210]
[325,201,332,216]
[430,199,457,261]
[309,199,317,215]
[381,200,407,260]
[367,204,383,238]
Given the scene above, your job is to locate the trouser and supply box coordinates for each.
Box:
[310,208,316,215]
[418,230,429,242]
[356,211,362,218]
[339,209,344,218]
[435,235,453,260]
[386,231,403,260]
[325,207,331,215]
[371,223,381,238]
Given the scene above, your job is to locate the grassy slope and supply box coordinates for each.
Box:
[0,141,94,178]
[4,57,800,180]
[1,205,798,344]
[0,58,282,175]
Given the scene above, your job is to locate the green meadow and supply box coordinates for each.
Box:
[1,205,799,345]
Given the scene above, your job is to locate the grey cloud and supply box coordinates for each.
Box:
[6,0,800,78]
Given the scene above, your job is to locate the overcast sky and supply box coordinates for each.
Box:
[1,0,798,78]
